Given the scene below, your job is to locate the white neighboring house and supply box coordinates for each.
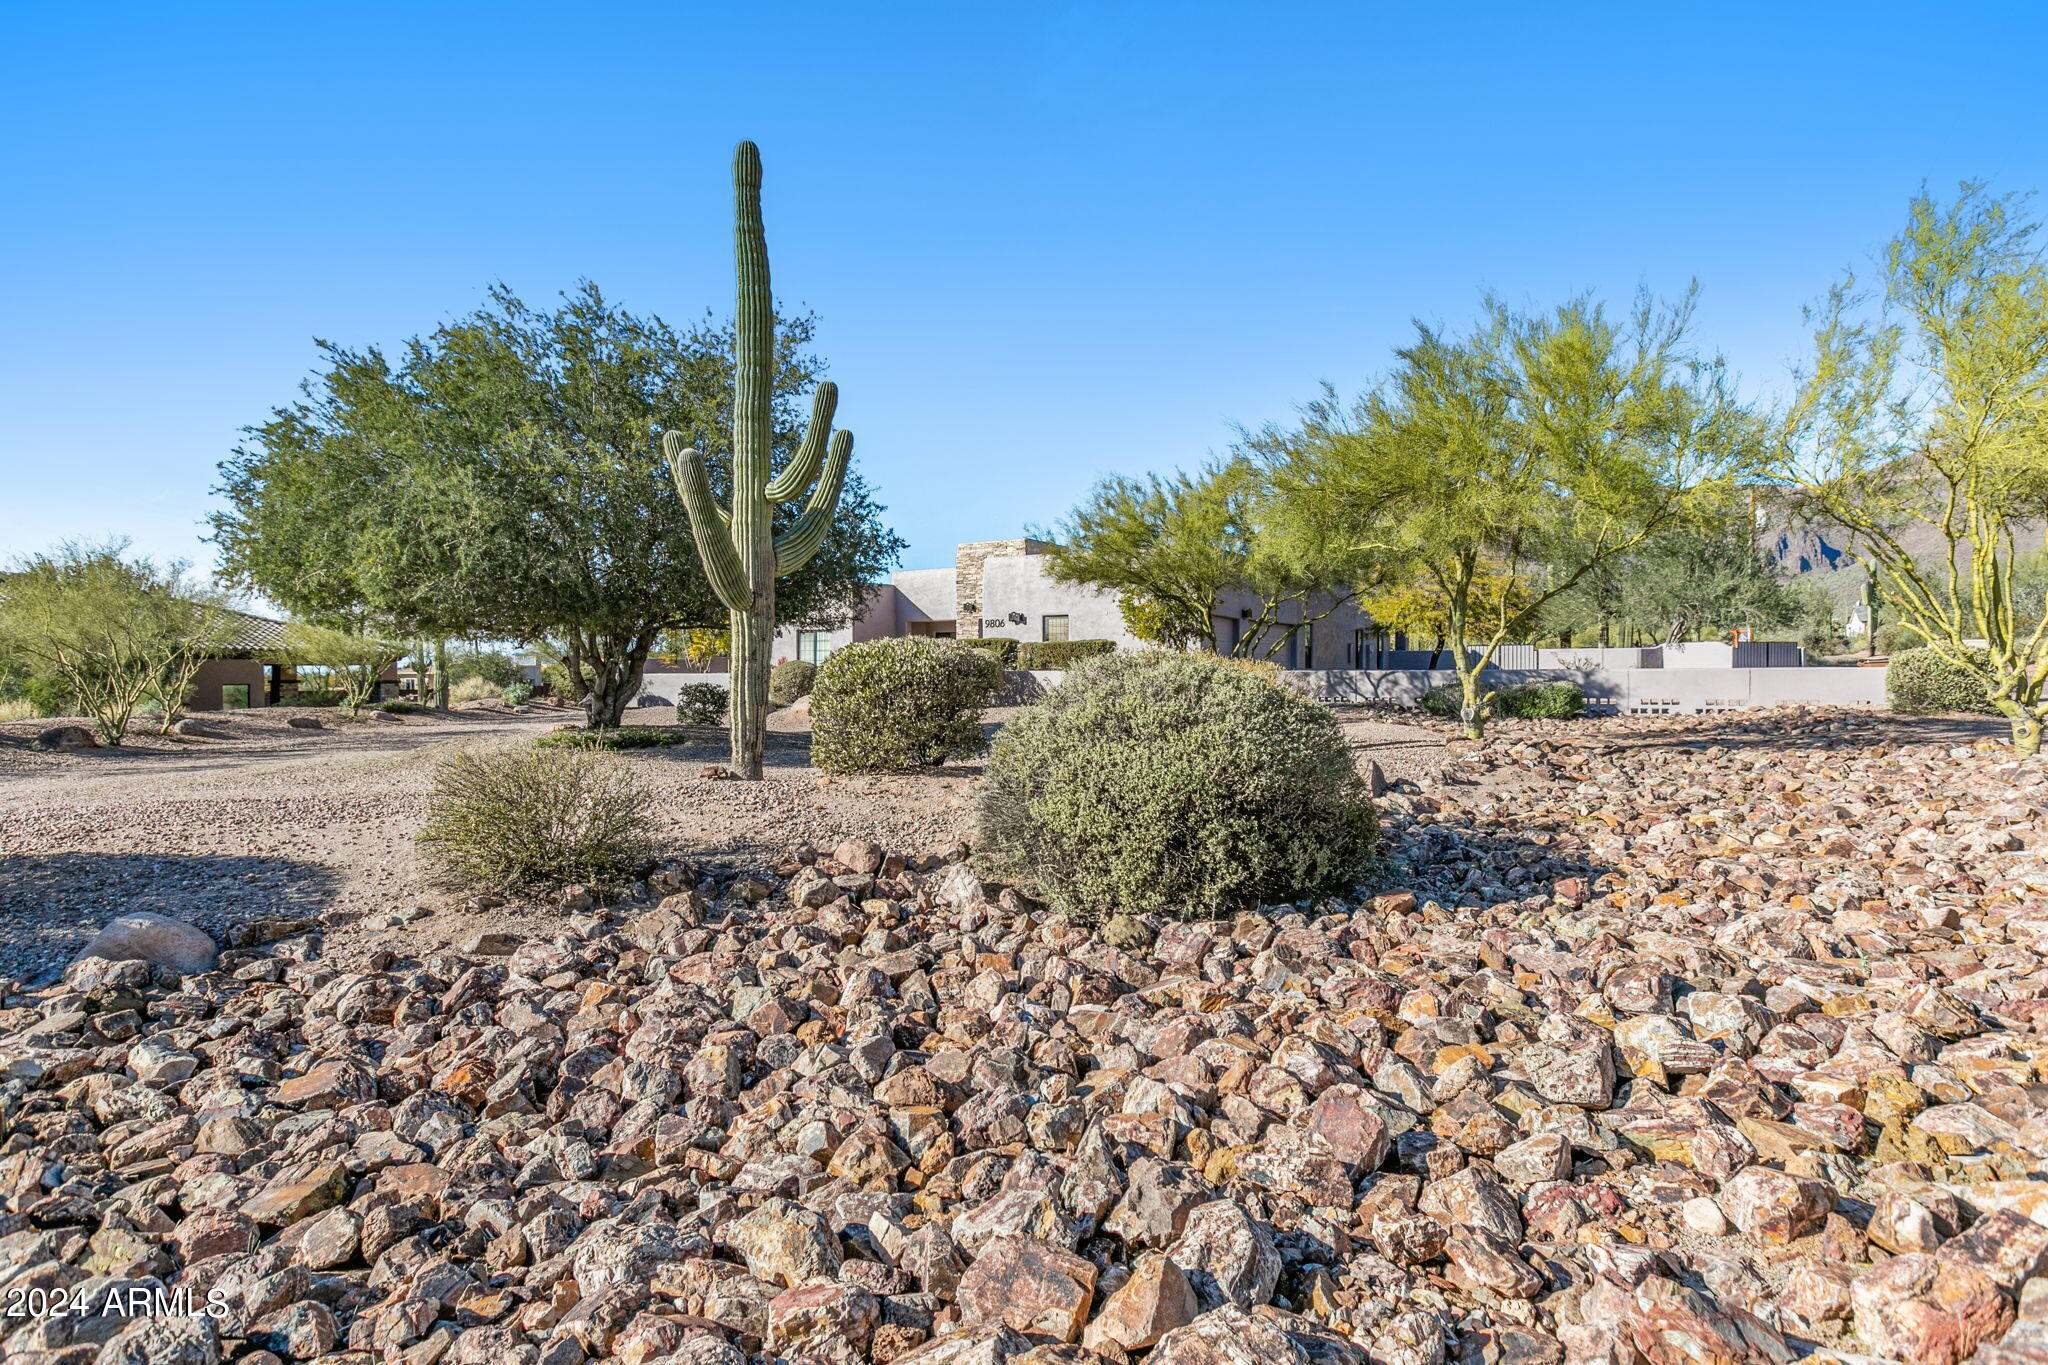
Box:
[768,538,1378,669]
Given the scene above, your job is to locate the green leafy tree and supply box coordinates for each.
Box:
[1544,493,1815,647]
[1263,291,1757,737]
[447,648,521,688]
[1771,185,2048,755]
[1044,457,1363,658]
[212,283,902,729]
[0,540,236,743]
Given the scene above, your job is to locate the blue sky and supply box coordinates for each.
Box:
[5,1,2046,585]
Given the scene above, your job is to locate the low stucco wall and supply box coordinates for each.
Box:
[633,664,1890,716]
[1289,666,1889,714]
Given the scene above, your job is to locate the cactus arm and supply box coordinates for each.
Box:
[766,382,838,504]
[774,429,854,575]
[664,433,748,611]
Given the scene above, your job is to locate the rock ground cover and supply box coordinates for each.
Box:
[1,706,2044,1365]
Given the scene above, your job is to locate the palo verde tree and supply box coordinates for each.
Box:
[283,623,406,715]
[1262,291,1757,738]
[1770,184,2048,756]
[664,142,858,779]
[214,281,900,731]
[1043,457,1366,658]
[0,540,236,743]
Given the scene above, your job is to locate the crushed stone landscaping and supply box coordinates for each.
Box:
[0,705,2042,1365]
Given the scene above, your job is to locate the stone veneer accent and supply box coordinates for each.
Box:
[952,539,1053,638]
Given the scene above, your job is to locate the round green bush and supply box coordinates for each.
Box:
[1496,680,1585,720]
[1418,682,1462,717]
[501,681,535,705]
[958,637,1020,666]
[24,676,71,718]
[1017,639,1116,670]
[770,659,818,706]
[418,745,655,891]
[975,651,1378,921]
[673,682,728,726]
[811,638,1004,773]
[1887,647,1995,715]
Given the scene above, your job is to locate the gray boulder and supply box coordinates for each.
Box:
[74,912,219,976]
[30,725,98,751]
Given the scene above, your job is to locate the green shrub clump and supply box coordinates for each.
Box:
[1418,682,1462,718]
[673,682,727,726]
[536,726,689,750]
[769,659,818,706]
[501,681,535,705]
[958,637,1020,666]
[283,689,342,708]
[25,676,71,717]
[451,676,500,703]
[377,700,425,715]
[418,746,655,891]
[1419,679,1584,720]
[811,638,1004,773]
[1016,639,1116,670]
[1887,647,1995,715]
[1496,680,1585,719]
[975,651,1378,921]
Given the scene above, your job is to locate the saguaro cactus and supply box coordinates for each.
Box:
[665,141,852,780]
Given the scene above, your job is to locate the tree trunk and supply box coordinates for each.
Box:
[728,606,770,779]
[579,636,653,730]
[585,668,635,729]
[433,638,450,709]
[1457,659,1488,741]
[1996,699,2044,760]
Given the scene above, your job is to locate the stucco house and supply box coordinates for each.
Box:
[185,610,402,710]
[185,610,293,710]
[770,538,1381,669]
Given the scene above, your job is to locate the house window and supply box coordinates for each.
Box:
[1353,628,1367,668]
[797,631,831,665]
[1041,615,1070,643]
[221,685,250,709]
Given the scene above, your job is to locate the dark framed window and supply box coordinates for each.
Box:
[797,631,830,665]
[1041,615,1070,642]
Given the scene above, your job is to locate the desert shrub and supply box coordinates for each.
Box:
[448,648,521,688]
[975,650,1379,920]
[1418,682,1462,717]
[501,681,535,705]
[418,746,654,891]
[377,700,425,715]
[536,726,689,750]
[0,699,34,723]
[282,689,342,708]
[1888,647,1996,715]
[1496,681,1585,719]
[24,676,70,718]
[769,659,817,706]
[674,682,728,726]
[1017,639,1116,670]
[1874,622,1922,655]
[811,638,1004,773]
[958,637,1020,666]
[451,676,501,703]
